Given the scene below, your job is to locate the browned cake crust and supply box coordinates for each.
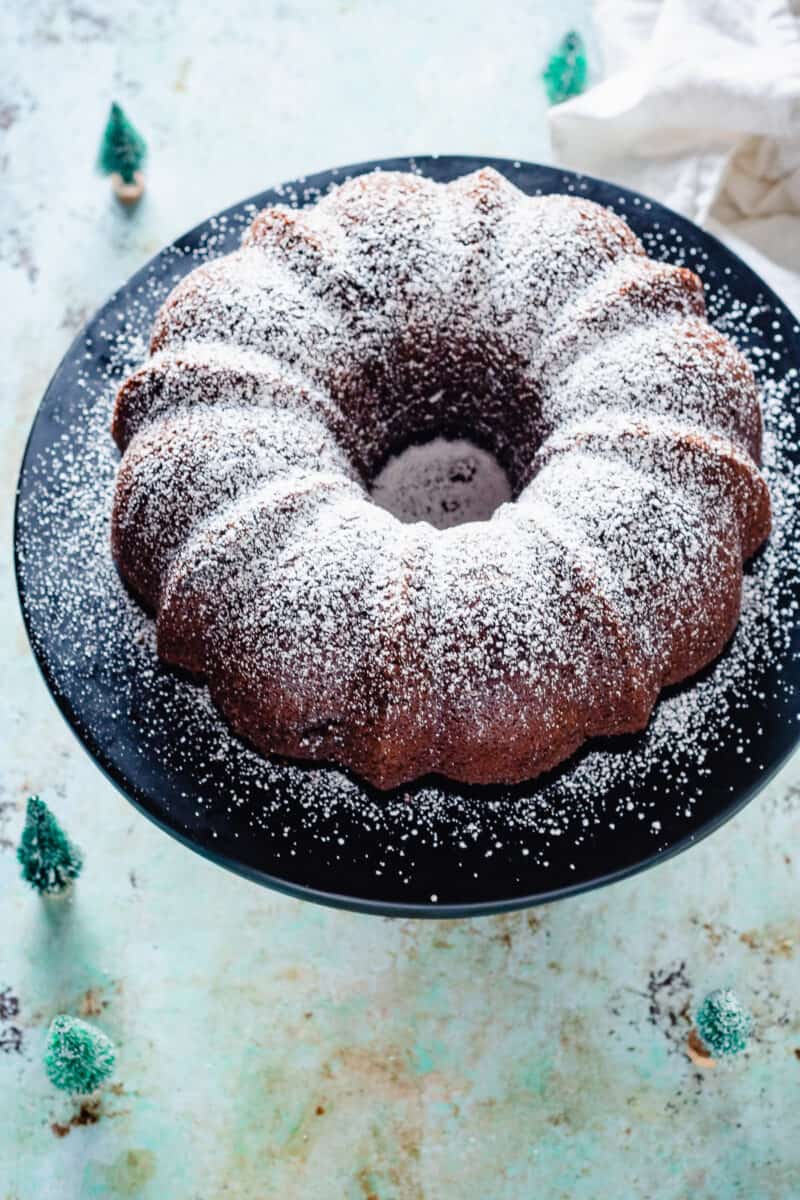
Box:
[110,168,770,789]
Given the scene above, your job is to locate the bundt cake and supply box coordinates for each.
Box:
[110,167,771,790]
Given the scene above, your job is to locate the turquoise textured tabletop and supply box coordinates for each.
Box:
[2,2,800,1197]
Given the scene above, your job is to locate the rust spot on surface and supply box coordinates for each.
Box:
[356,1169,379,1200]
[487,912,520,949]
[98,1148,157,1191]
[315,1104,325,1115]
[80,987,107,1017]
[49,1096,102,1137]
[740,927,796,957]
[74,1097,102,1126]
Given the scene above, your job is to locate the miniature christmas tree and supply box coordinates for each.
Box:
[17,796,83,896]
[98,102,147,204]
[45,1015,116,1095]
[695,988,752,1058]
[542,31,588,106]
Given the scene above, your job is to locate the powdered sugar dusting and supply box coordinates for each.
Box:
[371,438,512,528]
[14,160,800,908]
[111,169,770,790]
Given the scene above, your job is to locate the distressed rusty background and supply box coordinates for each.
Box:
[2,2,799,1197]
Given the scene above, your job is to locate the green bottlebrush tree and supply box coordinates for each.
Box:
[98,102,147,184]
[45,1015,116,1094]
[17,796,83,896]
[695,988,752,1058]
[542,31,588,106]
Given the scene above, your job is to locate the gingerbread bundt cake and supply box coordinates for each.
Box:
[111,168,770,790]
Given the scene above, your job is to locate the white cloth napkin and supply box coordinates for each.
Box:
[548,0,800,315]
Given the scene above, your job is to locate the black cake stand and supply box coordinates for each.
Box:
[14,156,800,917]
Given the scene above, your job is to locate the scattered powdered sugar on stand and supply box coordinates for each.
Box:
[15,164,800,902]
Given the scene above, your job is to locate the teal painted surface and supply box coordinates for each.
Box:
[2,2,800,1196]
[4,805,800,1198]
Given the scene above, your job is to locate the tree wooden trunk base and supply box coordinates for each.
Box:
[111,171,145,206]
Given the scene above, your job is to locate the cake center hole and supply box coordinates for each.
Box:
[370,438,512,530]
